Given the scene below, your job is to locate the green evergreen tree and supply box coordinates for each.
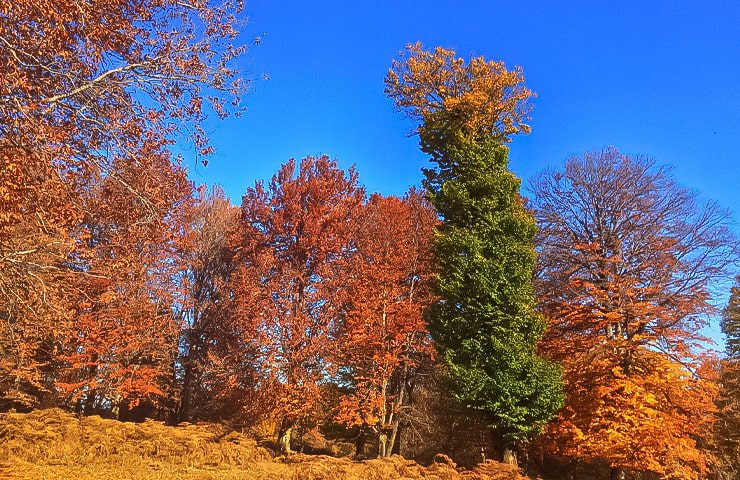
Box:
[717,277,740,479]
[722,278,740,361]
[385,44,563,463]
[422,122,562,460]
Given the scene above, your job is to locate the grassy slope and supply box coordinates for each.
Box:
[0,409,529,480]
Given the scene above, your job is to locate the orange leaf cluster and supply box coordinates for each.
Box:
[334,191,437,449]
[545,346,718,480]
[385,42,534,140]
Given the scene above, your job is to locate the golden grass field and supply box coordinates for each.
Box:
[0,409,529,480]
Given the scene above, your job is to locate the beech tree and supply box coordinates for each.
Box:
[175,186,242,422]
[335,190,437,457]
[0,151,76,409]
[229,156,364,453]
[531,148,738,480]
[386,43,563,464]
[57,150,193,417]
[1,0,250,409]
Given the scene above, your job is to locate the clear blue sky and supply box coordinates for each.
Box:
[189,1,739,343]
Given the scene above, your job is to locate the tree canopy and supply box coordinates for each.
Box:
[387,44,563,460]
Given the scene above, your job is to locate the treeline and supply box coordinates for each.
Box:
[1,2,739,480]
[177,162,438,459]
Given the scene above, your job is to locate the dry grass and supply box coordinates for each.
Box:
[0,409,530,480]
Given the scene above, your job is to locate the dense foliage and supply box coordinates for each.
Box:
[386,44,564,462]
[1,6,738,479]
[530,149,737,479]
[716,278,740,479]
[0,0,249,412]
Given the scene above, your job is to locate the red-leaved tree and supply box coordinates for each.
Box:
[57,151,193,418]
[1,0,251,410]
[229,156,364,452]
[335,190,437,457]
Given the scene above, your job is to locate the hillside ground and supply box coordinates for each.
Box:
[0,409,530,480]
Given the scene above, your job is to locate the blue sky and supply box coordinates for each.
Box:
[188,1,739,343]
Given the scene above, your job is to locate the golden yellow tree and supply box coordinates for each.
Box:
[531,149,737,479]
[385,42,534,140]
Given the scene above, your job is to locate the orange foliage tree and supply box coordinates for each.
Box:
[0,146,78,409]
[0,0,250,410]
[175,186,245,423]
[228,156,364,452]
[530,148,738,479]
[57,151,193,417]
[550,346,719,479]
[334,190,438,457]
[385,42,534,141]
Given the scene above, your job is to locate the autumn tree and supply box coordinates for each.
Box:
[229,156,364,453]
[386,43,563,464]
[530,148,738,480]
[0,151,77,409]
[716,277,740,479]
[175,186,242,423]
[334,190,437,457]
[57,151,194,418]
[0,0,251,410]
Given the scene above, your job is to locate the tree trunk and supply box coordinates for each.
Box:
[378,432,388,458]
[279,422,293,454]
[83,390,97,415]
[385,382,405,457]
[354,431,367,459]
[178,360,193,423]
[111,394,122,419]
[609,467,626,480]
[74,397,85,414]
[502,447,517,466]
[386,417,399,456]
[391,422,403,456]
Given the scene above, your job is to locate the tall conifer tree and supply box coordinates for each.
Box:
[717,277,740,479]
[386,44,562,462]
